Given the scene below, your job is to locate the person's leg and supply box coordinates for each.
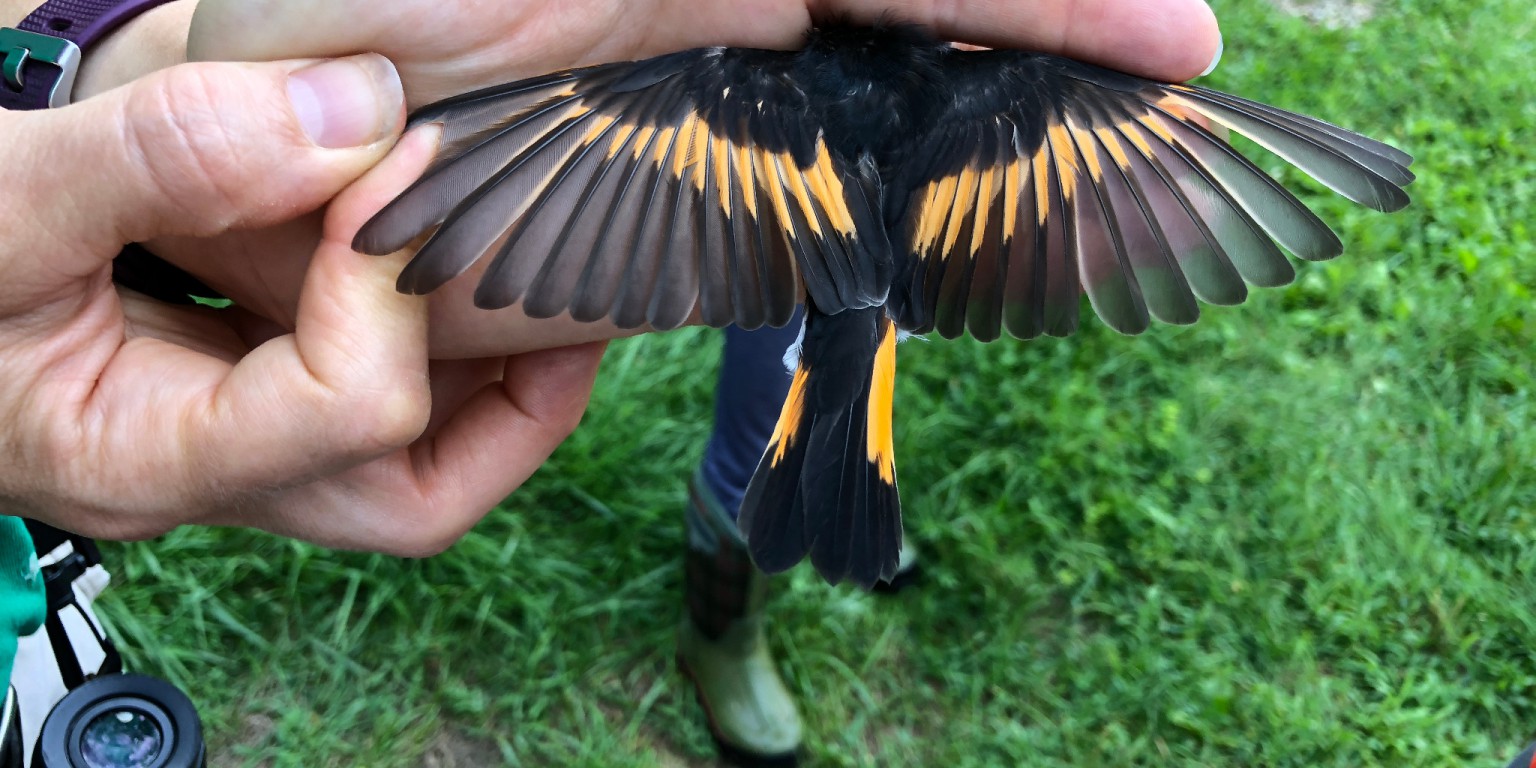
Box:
[680,318,805,767]
[678,313,919,767]
[1505,742,1536,768]
[698,318,804,517]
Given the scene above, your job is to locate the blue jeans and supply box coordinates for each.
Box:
[699,310,803,519]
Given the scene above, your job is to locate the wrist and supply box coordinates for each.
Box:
[74,0,195,100]
[2,0,195,102]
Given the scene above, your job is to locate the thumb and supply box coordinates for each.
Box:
[6,53,403,273]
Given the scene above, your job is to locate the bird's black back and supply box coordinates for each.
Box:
[791,23,948,169]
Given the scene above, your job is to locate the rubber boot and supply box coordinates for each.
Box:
[677,470,802,767]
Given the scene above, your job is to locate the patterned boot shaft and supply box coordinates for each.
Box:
[684,474,768,644]
[679,469,803,764]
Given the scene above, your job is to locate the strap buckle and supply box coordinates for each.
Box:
[0,26,81,108]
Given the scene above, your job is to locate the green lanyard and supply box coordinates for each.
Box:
[0,516,45,684]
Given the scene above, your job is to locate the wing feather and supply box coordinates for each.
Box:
[961,126,1014,341]
[1041,132,1083,337]
[1085,121,1199,325]
[525,88,672,320]
[1175,85,1412,168]
[359,88,594,259]
[1137,104,1339,264]
[1105,120,1248,306]
[694,128,734,327]
[513,114,634,318]
[353,48,885,329]
[1061,113,1152,333]
[1161,87,1413,207]
[1126,113,1297,289]
[611,124,682,329]
[640,129,700,331]
[568,117,667,322]
[399,104,596,298]
[891,50,1413,340]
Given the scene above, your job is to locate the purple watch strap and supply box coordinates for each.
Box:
[18,0,171,48]
[1,0,176,110]
[0,39,61,108]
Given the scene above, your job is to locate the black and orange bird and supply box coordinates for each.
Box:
[353,21,1412,589]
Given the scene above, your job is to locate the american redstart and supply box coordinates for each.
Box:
[354,21,1413,589]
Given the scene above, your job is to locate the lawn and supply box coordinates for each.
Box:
[96,0,1536,765]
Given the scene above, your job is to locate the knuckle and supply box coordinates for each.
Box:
[337,385,432,456]
[523,384,590,440]
[378,515,465,558]
[382,535,452,559]
[541,401,586,441]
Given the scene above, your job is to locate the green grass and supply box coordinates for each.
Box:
[95,0,1536,765]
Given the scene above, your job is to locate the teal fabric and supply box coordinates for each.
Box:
[0,516,45,685]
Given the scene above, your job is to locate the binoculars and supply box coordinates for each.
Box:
[4,524,205,768]
[25,673,204,768]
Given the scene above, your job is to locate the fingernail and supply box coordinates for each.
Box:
[1200,33,1224,77]
[288,54,404,148]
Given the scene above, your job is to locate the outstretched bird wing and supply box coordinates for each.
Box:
[351,35,1414,590]
[886,50,1414,341]
[352,48,889,331]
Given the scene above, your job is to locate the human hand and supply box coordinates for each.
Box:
[191,0,1223,104]
[154,0,1223,358]
[0,52,603,552]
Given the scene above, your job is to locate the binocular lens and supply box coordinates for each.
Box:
[34,674,204,768]
[78,707,163,768]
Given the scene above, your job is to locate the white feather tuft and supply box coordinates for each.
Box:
[781,317,808,372]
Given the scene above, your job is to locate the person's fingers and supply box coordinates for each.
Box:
[178,126,441,495]
[399,342,607,546]
[18,128,438,539]
[190,342,604,555]
[640,0,1222,80]
[0,53,404,295]
[190,0,1217,93]
[839,0,1222,80]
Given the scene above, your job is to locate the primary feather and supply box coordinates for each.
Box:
[354,21,1412,588]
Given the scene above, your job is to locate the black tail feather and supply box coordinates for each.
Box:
[738,307,902,588]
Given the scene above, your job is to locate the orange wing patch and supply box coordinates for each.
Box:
[900,96,1213,272]
[568,104,862,243]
